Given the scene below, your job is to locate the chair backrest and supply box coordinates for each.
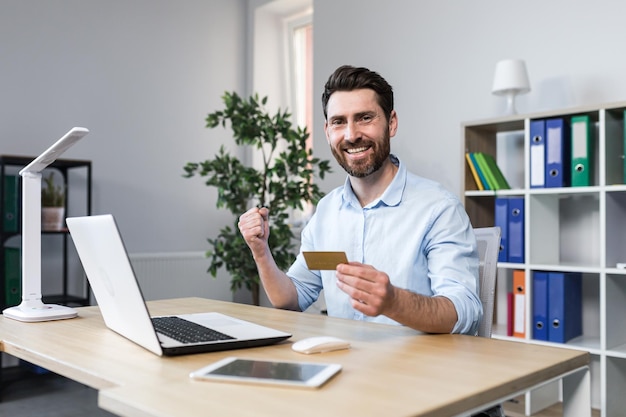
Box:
[474,226,502,338]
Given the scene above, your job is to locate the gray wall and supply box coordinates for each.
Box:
[1,0,246,254]
[313,0,626,198]
[3,0,626,278]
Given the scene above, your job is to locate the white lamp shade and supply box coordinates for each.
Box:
[492,59,531,95]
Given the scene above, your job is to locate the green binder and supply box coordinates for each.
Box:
[571,115,592,187]
[4,247,21,307]
[473,153,496,190]
[475,152,510,190]
[480,153,511,190]
[3,175,18,232]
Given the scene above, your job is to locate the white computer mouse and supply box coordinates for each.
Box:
[291,336,351,354]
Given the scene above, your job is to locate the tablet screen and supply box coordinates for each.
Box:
[190,357,342,388]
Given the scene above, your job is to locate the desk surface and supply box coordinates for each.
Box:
[0,298,589,417]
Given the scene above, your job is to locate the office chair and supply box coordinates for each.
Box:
[474,226,501,338]
[472,227,505,417]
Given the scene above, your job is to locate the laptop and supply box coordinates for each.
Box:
[66,214,291,356]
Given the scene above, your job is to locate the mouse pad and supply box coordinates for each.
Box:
[302,252,348,270]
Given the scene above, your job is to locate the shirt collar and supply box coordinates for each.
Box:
[341,154,406,209]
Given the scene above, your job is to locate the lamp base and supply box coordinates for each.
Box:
[3,301,78,322]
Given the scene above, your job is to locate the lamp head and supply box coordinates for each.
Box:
[492,59,530,114]
[19,127,89,175]
[492,59,531,95]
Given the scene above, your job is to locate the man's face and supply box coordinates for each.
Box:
[324,89,397,178]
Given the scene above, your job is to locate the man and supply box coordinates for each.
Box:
[238,65,481,334]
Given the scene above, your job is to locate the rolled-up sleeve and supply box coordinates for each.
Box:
[425,198,482,335]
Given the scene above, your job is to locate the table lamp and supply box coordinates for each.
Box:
[3,127,89,322]
[492,59,531,115]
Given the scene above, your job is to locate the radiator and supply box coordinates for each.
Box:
[128,251,233,302]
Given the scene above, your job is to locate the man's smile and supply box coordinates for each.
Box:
[345,145,371,154]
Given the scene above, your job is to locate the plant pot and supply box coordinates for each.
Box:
[42,206,65,231]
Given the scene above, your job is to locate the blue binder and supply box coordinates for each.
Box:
[532,271,549,341]
[530,119,546,188]
[507,197,524,263]
[494,197,508,262]
[545,118,570,188]
[548,272,582,343]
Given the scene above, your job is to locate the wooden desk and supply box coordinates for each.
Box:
[0,298,590,417]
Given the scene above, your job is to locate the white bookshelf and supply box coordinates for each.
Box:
[462,102,626,416]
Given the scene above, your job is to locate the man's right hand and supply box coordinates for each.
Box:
[238,206,270,255]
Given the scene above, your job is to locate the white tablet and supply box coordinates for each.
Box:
[189,357,342,389]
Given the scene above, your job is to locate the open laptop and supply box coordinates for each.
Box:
[66,214,291,356]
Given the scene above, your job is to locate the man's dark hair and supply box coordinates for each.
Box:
[321,65,394,121]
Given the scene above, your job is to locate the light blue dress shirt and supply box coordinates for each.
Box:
[286,155,482,334]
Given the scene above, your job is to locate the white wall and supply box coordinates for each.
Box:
[0,0,246,254]
[313,0,626,198]
[5,0,626,301]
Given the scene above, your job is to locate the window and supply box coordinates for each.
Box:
[251,0,314,224]
[287,15,313,150]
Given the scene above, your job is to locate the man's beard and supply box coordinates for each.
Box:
[331,134,391,178]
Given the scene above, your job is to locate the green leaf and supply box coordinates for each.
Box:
[182,91,333,302]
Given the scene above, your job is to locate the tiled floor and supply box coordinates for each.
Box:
[0,366,115,417]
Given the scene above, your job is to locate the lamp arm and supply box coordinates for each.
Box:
[20,171,44,308]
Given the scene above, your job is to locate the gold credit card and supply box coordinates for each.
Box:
[302,251,348,270]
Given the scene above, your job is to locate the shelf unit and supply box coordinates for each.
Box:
[0,155,92,311]
[462,102,626,417]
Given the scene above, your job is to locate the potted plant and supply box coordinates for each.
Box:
[183,92,332,305]
[41,171,66,231]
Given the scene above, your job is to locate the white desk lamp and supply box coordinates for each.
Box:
[492,59,531,115]
[3,127,89,322]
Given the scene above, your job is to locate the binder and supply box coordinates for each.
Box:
[465,153,484,190]
[472,152,495,190]
[3,175,18,232]
[468,153,490,190]
[507,196,524,263]
[545,118,570,188]
[513,269,526,338]
[530,119,546,188]
[480,153,510,190]
[532,271,549,341]
[4,247,21,307]
[548,272,582,343]
[571,115,592,187]
[494,197,508,262]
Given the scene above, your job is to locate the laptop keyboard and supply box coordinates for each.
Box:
[152,316,235,344]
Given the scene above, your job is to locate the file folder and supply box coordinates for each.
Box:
[465,153,484,190]
[494,197,508,262]
[571,115,592,187]
[532,271,549,341]
[473,152,496,190]
[530,119,546,188]
[480,153,510,190]
[4,247,21,307]
[507,197,524,263]
[3,175,18,232]
[545,118,570,188]
[513,270,526,338]
[548,272,582,343]
[468,152,490,190]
